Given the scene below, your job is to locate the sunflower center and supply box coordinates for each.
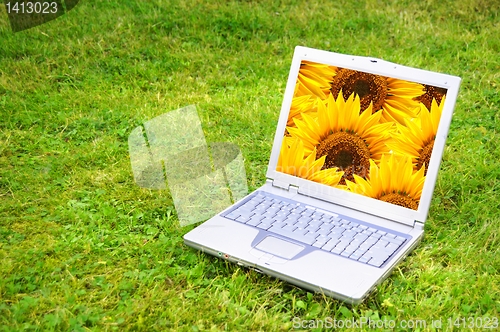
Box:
[380,193,418,210]
[316,131,370,184]
[330,68,388,113]
[353,80,370,98]
[415,85,447,110]
[417,139,435,175]
[335,150,353,169]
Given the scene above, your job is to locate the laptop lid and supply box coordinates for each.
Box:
[266,46,461,227]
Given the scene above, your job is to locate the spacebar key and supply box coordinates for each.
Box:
[268,226,315,245]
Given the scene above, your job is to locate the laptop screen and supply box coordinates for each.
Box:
[276,60,448,211]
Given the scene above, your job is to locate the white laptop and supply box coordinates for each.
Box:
[184,46,461,304]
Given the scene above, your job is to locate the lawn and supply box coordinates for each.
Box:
[1,0,499,330]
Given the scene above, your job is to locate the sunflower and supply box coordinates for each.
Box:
[414,84,447,110]
[287,95,318,128]
[287,92,393,184]
[294,60,337,100]
[346,154,425,210]
[387,96,445,174]
[277,137,344,187]
[329,68,425,124]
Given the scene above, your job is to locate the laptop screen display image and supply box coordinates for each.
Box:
[276,60,448,211]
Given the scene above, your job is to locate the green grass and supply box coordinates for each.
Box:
[1,0,499,330]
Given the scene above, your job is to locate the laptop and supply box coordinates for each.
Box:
[184,46,461,304]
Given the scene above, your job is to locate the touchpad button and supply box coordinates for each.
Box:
[255,236,304,259]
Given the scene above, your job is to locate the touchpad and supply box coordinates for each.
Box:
[255,236,304,259]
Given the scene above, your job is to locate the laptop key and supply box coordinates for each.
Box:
[381,235,398,244]
[260,217,272,224]
[364,237,378,246]
[256,222,272,230]
[268,225,295,238]
[352,227,364,233]
[369,244,385,254]
[322,239,339,251]
[391,239,404,246]
[246,218,262,226]
[330,247,343,254]
[335,241,351,251]
[235,206,253,214]
[273,221,286,229]
[329,232,343,241]
[350,249,366,260]
[302,208,315,216]
[309,219,323,228]
[292,206,306,214]
[312,212,323,219]
[359,243,373,251]
[253,206,267,214]
[305,225,319,233]
[297,216,312,223]
[314,235,331,245]
[273,214,287,223]
[321,214,332,222]
[282,224,297,233]
[330,228,344,236]
[312,241,324,248]
[263,212,277,219]
[270,226,317,245]
[353,233,368,242]
[339,235,354,243]
[358,255,371,263]
[225,212,240,220]
[367,258,385,267]
[319,223,334,232]
[369,251,390,262]
[342,230,357,238]
[378,240,390,247]
[293,227,308,236]
[384,242,399,254]
[395,236,406,243]
[317,228,332,236]
[260,198,272,205]
[236,216,250,223]
[302,232,318,243]
[343,245,357,255]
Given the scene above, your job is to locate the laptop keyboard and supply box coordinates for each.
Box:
[222,191,410,268]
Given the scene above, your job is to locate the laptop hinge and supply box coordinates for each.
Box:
[413,220,424,230]
[269,179,299,194]
[270,178,289,190]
